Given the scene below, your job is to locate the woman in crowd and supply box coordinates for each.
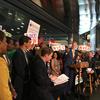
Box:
[0,30,12,100]
[51,51,61,76]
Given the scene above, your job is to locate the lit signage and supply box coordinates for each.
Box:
[78,45,90,51]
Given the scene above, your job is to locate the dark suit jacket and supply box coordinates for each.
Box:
[11,48,29,100]
[63,48,78,92]
[29,55,54,100]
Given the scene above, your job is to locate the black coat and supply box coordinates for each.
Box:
[29,55,54,100]
[29,55,69,100]
[63,48,78,92]
[11,48,30,100]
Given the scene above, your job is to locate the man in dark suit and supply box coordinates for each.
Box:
[11,36,31,100]
[29,47,56,100]
[63,41,78,95]
[62,45,69,73]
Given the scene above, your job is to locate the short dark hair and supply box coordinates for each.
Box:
[19,35,31,46]
[65,45,68,48]
[6,37,13,44]
[0,30,5,41]
[41,47,53,57]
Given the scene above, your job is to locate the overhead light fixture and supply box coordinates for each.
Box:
[20,26,24,28]
[11,28,14,31]
[8,12,12,15]
[17,18,21,21]
[17,27,20,30]
[21,22,24,25]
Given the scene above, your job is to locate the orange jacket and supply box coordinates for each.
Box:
[0,57,12,100]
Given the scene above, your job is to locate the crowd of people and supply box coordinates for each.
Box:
[0,30,100,100]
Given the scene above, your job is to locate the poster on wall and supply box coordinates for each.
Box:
[78,45,90,51]
[50,43,65,51]
[25,20,40,44]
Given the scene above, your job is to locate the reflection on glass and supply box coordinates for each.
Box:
[0,5,30,36]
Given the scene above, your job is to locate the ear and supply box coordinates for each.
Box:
[44,54,47,57]
[0,41,2,44]
[24,42,27,46]
[45,54,49,58]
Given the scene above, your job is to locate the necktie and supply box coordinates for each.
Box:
[24,52,28,64]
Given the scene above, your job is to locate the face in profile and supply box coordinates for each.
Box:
[88,52,94,58]
[0,37,7,53]
[54,52,58,59]
[45,53,53,62]
[24,39,32,50]
[72,42,78,50]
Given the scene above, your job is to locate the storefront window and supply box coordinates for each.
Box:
[0,2,36,38]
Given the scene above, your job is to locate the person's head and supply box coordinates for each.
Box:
[65,45,69,53]
[6,37,14,51]
[78,50,82,56]
[88,51,94,58]
[72,41,78,50]
[19,35,31,51]
[76,51,82,60]
[41,47,53,62]
[13,39,19,49]
[0,30,7,54]
[94,52,100,59]
[52,51,58,59]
